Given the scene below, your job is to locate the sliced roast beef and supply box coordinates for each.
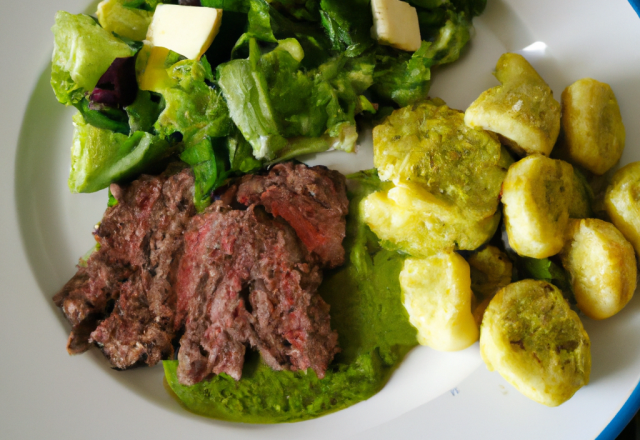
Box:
[175,202,338,385]
[236,162,349,268]
[53,168,195,368]
[54,162,345,383]
[53,256,133,355]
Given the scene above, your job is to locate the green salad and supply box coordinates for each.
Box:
[51,0,486,422]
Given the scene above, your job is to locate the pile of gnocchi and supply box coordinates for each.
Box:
[364,52,638,406]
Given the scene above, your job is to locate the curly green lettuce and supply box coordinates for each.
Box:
[154,59,232,142]
[68,112,174,193]
[217,37,373,160]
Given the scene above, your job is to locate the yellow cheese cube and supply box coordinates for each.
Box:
[371,0,422,52]
[146,4,222,60]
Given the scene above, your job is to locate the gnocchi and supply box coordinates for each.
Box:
[363,184,500,257]
[560,218,637,320]
[480,280,591,407]
[557,78,625,175]
[465,53,561,157]
[400,252,478,351]
[605,161,640,255]
[501,155,573,258]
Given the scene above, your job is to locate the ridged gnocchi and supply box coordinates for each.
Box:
[605,161,640,255]
[363,184,500,257]
[501,155,573,258]
[557,78,625,175]
[464,53,561,157]
[480,280,591,407]
[560,218,637,320]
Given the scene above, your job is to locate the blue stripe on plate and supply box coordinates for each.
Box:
[596,378,640,440]
[629,0,640,16]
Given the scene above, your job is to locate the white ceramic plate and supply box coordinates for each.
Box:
[2,0,640,438]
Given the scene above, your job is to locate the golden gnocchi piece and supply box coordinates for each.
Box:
[468,246,513,300]
[480,280,591,407]
[472,297,491,327]
[558,78,625,175]
[501,155,573,258]
[363,183,500,257]
[568,168,593,219]
[464,53,561,157]
[468,246,513,325]
[605,161,640,254]
[400,252,478,351]
[373,99,509,220]
[560,219,637,320]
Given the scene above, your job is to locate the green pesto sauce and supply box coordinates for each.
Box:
[163,170,418,423]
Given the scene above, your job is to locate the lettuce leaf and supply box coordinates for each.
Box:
[371,11,471,107]
[96,0,153,41]
[217,39,289,160]
[318,0,374,57]
[218,36,374,160]
[51,11,135,106]
[423,10,472,65]
[371,42,432,107]
[515,256,573,297]
[246,0,277,42]
[180,137,228,210]
[74,98,130,134]
[226,128,264,173]
[69,112,175,193]
[272,0,320,21]
[125,90,164,133]
[154,59,233,141]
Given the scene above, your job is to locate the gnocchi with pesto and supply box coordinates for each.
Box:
[557,78,626,175]
[464,53,561,156]
[364,51,635,407]
[560,218,636,320]
[480,280,591,407]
